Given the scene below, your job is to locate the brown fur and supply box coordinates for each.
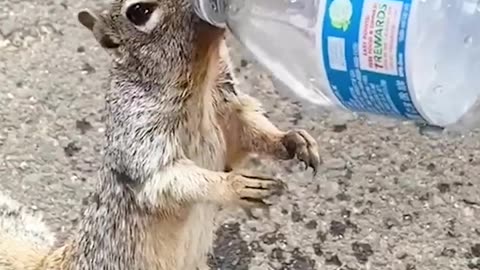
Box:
[0,1,320,269]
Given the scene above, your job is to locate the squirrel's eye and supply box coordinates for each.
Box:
[126,2,157,26]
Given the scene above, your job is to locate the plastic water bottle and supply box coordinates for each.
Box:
[193,0,480,131]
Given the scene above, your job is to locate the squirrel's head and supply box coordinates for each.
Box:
[78,0,225,83]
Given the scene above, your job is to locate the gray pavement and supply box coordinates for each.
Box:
[0,0,479,269]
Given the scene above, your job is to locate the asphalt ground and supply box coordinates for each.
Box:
[0,1,479,269]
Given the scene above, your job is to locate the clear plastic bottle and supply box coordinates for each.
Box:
[193,0,480,131]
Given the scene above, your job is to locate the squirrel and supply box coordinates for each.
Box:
[0,0,320,269]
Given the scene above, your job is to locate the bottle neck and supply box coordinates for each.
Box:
[192,0,228,28]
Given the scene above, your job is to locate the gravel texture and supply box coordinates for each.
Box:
[1,1,479,269]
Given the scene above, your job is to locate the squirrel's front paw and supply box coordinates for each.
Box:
[225,172,286,219]
[281,129,321,175]
[226,172,285,208]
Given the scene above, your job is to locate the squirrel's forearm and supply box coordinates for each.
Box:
[219,90,288,159]
[237,94,286,153]
[137,159,229,208]
[214,55,287,156]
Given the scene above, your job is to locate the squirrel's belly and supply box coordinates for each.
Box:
[184,127,227,171]
[175,124,226,269]
[177,203,218,270]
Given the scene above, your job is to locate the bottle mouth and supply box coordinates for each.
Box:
[192,0,227,28]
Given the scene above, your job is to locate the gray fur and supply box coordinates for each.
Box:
[0,192,55,249]
[68,1,222,268]
[0,0,319,269]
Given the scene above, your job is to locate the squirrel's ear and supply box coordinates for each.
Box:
[78,9,98,31]
[78,9,120,50]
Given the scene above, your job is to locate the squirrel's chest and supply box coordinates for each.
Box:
[180,118,226,171]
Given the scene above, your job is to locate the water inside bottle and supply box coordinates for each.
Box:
[226,0,480,129]
[410,0,480,127]
[226,0,342,106]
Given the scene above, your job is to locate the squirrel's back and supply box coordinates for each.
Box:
[0,191,55,270]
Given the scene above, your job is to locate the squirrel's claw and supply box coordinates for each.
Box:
[282,129,321,175]
[228,173,286,218]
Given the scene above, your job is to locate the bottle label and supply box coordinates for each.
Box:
[321,0,426,122]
